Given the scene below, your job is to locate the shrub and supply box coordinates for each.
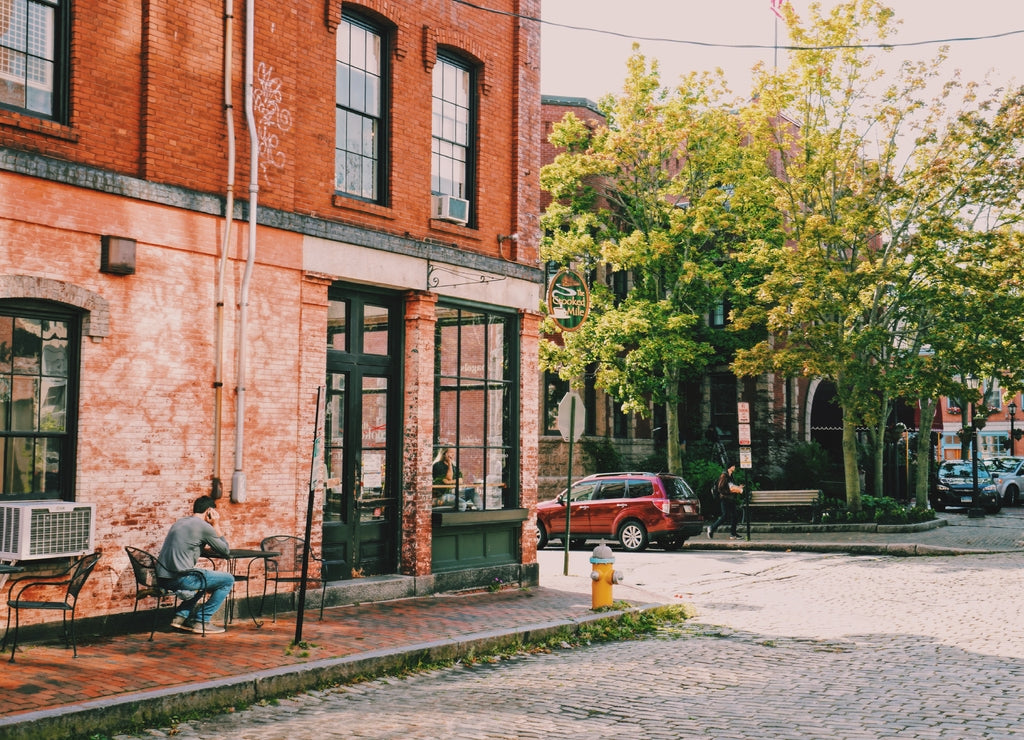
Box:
[780,441,832,489]
[820,496,936,525]
[580,437,624,473]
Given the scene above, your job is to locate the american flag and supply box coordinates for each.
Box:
[770,0,787,18]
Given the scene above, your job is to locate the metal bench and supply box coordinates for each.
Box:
[743,489,823,539]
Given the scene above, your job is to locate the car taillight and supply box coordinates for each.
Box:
[658,500,671,513]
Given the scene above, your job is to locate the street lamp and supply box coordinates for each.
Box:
[1009,401,1017,456]
[965,375,985,518]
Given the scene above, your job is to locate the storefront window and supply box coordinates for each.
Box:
[432,304,516,510]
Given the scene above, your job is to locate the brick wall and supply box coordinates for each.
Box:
[2,0,535,264]
[0,0,540,624]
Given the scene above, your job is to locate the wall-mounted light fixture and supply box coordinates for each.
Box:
[100,236,137,275]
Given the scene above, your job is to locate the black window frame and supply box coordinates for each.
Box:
[0,0,69,123]
[433,302,518,511]
[334,12,389,204]
[0,300,79,502]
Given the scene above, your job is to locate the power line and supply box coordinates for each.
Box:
[452,0,1024,52]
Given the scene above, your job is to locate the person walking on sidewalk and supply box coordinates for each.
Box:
[156,495,234,634]
[708,463,743,540]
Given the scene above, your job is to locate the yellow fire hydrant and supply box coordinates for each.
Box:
[589,543,623,609]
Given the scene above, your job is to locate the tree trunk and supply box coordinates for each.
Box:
[665,375,681,473]
[843,405,862,512]
[916,398,937,509]
[873,413,886,500]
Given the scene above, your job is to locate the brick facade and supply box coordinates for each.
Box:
[1,0,542,628]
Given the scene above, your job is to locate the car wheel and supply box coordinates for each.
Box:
[536,521,548,550]
[661,535,685,551]
[569,538,588,550]
[1006,484,1020,506]
[617,520,648,552]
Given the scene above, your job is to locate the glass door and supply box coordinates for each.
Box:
[323,286,401,579]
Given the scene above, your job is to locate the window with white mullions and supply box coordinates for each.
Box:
[431,55,473,203]
[0,0,64,120]
[335,14,385,202]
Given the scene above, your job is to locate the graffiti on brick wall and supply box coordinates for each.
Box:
[254,62,292,185]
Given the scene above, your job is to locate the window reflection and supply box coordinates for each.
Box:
[433,305,514,511]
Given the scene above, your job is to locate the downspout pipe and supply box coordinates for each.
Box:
[212,0,236,500]
[232,0,258,503]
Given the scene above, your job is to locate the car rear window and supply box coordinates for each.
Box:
[661,476,696,500]
[626,480,654,498]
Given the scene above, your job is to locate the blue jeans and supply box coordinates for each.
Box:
[169,569,235,624]
[710,495,740,537]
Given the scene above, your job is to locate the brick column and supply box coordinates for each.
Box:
[519,309,541,564]
[401,290,438,575]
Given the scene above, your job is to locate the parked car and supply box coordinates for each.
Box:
[929,459,1001,514]
[984,456,1024,506]
[535,471,704,552]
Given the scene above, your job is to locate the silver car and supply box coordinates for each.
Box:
[985,456,1024,506]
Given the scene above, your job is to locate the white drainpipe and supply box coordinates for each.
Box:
[232,0,258,503]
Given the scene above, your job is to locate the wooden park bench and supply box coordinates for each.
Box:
[743,489,823,540]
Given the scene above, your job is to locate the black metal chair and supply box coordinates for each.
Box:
[3,551,102,662]
[260,535,327,622]
[125,546,211,639]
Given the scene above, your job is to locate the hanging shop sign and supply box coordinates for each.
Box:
[547,269,590,332]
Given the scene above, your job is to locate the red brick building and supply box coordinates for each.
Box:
[0,0,543,629]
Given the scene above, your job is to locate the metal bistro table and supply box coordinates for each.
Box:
[202,548,279,628]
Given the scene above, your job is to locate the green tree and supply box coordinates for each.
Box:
[731,0,1024,509]
[540,50,775,473]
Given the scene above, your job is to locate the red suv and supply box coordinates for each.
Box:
[535,471,704,552]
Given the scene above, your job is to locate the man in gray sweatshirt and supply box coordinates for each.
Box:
[156,496,234,634]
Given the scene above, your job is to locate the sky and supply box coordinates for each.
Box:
[540,0,1024,103]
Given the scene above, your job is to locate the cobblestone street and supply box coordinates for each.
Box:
[119,542,1024,739]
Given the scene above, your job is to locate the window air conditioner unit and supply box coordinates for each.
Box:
[0,502,95,560]
[431,194,470,225]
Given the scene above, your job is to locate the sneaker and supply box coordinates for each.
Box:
[706,526,713,539]
[729,534,741,540]
[192,621,226,634]
[170,615,193,632]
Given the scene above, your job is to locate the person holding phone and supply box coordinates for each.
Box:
[156,495,234,634]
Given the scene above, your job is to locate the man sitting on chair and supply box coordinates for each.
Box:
[156,495,234,634]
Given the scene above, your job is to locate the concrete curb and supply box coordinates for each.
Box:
[0,604,666,740]
[685,541,1005,556]
[742,518,947,535]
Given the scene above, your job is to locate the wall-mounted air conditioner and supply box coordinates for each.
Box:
[431,194,470,226]
[0,502,95,560]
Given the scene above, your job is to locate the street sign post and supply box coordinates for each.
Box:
[738,402,752,469]
[556,391,585,575]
